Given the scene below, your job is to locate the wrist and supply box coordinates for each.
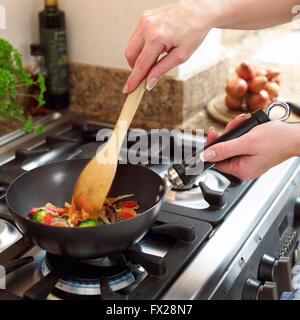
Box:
[200,0,228,29]
[182,0,220,30]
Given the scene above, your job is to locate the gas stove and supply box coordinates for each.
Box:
[0,110,299,300]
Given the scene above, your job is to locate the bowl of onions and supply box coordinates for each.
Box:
[225,62,281,112]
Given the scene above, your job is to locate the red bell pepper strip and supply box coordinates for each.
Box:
[117,201,138,208]
[29,208,40,216]
[116,207,137,220]
[44,212,52,225]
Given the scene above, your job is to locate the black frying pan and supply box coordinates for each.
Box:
[6,160,165,259]
[5,107,286,259]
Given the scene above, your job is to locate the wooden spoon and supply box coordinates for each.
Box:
[73,79,146,212]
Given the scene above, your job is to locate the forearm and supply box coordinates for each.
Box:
[207,0,299,30]
[123,0,298,93]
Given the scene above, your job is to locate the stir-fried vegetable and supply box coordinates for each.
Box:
[78,219,102,227]
[28,195,139,228]
[32,209,47,223]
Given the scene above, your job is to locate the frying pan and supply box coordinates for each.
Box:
[5,103,289,259]
[6,161,165,259]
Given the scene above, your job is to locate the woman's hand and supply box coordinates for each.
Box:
[203,115,300,180]
[123,0,296,93]
[122,0,216,93]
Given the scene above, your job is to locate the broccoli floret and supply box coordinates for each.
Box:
[78,219,102,227]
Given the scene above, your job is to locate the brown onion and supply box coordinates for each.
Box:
[248,76,268,93]
[265,82,279,99]
[247,90,270,111]
[255,69,268,77]
[225,94,243,110]
[226,78,248,98]
[236,62,255,80]
[266,68,280,81]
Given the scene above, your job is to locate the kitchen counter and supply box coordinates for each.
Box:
[0,118,24,137]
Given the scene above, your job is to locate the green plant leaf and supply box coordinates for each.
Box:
[21,115,33,133]
[0,38,45,134]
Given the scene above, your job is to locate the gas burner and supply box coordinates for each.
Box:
[40,253,137,296]
[162,169,252,225]
[167,170,230,205]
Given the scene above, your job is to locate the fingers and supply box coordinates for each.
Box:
[124,15,147,69]
[214,158,245,179]
[214,156,259,181]
[201,135,249,163]
[123,42,164,93]
[145,47,190,90]
[124,35,144,69]
[205,114,250,146]
[206,127,219,145]
[123,46,191,93]
[224,113,251,133]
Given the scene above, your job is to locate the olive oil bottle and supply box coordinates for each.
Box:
[39,0,69,109]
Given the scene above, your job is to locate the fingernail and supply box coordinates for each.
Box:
[146,77,159,91]
[236,113,250,119]
[200,149,216,162]
[122,83,129,94]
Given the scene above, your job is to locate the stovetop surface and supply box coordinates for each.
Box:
[0,110,274,300]
[1,209,212,300]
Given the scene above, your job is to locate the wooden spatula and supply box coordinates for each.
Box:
[73,79,146,212]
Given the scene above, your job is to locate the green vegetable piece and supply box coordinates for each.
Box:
[32,209,47,223]
[78,219,102,227]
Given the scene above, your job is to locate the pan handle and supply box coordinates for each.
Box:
[170,109,271,186]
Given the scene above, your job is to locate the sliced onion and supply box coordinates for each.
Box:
[108,194,135,203]
[98,213,111,224]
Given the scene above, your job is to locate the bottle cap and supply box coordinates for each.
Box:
[30,44,45,56]
[45,0,58,6]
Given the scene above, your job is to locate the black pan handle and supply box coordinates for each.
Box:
[287,101,300,116]
[172,109,270,186]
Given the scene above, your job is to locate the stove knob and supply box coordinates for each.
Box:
[258,254,276,282]
[199,181,224,208]
[242,278,279,300]
[258,254,293,292]
[242,278,262,300]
